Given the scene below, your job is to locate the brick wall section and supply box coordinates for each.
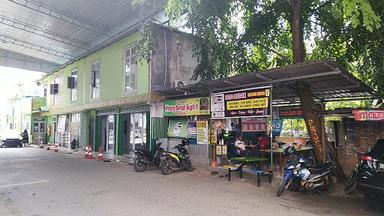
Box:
[338,118,384,173]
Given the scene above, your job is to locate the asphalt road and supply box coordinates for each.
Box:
[0,147,382,216]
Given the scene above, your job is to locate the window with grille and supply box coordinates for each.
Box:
[124,46,137,92]
[90,62,100,99]
[69,69,78,102]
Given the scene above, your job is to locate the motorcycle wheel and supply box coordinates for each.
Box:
[183,158,193,171]
[344,169,358,194]
[133,157,147,172]
[160,159,173,175]
[277,179,290,197]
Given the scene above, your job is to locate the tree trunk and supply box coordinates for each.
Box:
[290,0,305,63]
[296,82,325,163]
[296,82,346,180]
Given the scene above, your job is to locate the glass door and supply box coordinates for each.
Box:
[106,115,115,154]
[129,113,147,155]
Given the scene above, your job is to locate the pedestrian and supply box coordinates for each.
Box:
[21,129,29,146]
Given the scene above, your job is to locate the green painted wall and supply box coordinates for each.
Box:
[41,31,149,111]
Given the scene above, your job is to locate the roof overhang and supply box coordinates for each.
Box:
[155,60,375,106]
[0,0,165,73]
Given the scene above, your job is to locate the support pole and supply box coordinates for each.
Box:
[269,86,273,168]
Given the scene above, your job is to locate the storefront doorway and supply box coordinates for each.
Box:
[130,113,147,155]
[120,112,147,157]
[32,118,46,144]
[100,115,115,155]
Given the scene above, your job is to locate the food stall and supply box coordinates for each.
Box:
[210,86,274,166]
[163,97,210,163]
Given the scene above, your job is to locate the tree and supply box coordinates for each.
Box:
[161,0,381,88]
[152,0,382,179]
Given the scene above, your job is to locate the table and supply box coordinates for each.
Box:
[260,146,314,174]
[228,157,268,179]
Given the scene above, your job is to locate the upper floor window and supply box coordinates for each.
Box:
[68,69,78,102]
[50,78,59,105]
[125,46,137,92]
[43,84,47,98]
[90,62,100,99]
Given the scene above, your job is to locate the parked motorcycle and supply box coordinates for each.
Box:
[133,141,164,172]
[277,146,336,197]
[159,139,193,175]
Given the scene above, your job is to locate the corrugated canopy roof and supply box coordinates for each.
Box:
[156,60,375,106]
[0,0,164,72]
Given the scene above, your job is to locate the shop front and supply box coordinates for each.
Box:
[95,108,118,157]
[163,97,210,165]
[210,86,274,166]
[118,105,150,160]
[31,116,47,144]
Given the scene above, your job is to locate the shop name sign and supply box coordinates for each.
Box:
[164,97,210,116]
[211,87,271,118]
[353,110,384,121]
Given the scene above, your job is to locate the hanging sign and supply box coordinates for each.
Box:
[57,115,66,133]
[353,110,384,121]
[197,121,209,144]
[241,118,267,132]
[211,87,271,118]
[164,97,210,116]
[272,119,283,136]
[187,121,197,139]
[280,109,303,118]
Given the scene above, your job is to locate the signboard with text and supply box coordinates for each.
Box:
[353,110,384,121]
[164,97,210,117]
[211,87,271,118]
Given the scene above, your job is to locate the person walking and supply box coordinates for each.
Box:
[21,129,29,146]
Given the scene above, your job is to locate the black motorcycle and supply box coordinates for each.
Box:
[159,139,193,175]
[133,141,164,172]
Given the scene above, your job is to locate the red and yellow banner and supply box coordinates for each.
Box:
[353,110,384,121]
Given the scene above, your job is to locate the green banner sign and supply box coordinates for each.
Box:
[164,97,210,116]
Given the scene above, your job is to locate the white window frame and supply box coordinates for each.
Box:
[70,69,78,102]
[90,61,100,99]
[52,78,59,105]
[124,45,137,92]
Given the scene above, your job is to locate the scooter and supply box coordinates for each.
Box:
[277,146,336,196]
[159,139,193,175]
[133,141,164,172]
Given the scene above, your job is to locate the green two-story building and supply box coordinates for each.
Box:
[32,25,198,160]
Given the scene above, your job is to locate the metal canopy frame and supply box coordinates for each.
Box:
[155,60,375,106]
[0,0,165,72]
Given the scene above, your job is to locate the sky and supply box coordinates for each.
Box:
[0,66,44,114]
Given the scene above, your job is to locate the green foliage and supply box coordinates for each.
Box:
[341,0,381,32]
[136,0,383,97]
[136,21,159,63]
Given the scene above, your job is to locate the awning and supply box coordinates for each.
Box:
[155,60,374,106]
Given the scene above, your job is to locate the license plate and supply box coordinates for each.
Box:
[379,163,384,170]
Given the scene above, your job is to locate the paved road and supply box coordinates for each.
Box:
[0,147,382,216]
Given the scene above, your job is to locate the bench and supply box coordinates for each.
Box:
[223,165,242,181]
[243,168,273,187]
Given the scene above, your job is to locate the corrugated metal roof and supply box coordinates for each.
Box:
[0,0,164,72]
[155,60,375,105]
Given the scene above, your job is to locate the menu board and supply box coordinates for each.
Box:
[211,87,271,118]
[196,121,209,144]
